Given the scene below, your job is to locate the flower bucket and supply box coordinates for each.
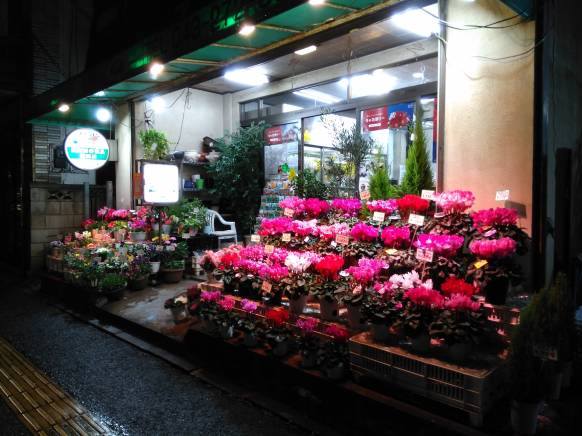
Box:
[289,295,308,315]
[114,230,126,242]
[272,341,289,357]
[128,276,149,291]
[131,231,147,242]
[162,224,172,234]
[243,332,258,348]
[371,324,389,343]
[150,261,161,274]
[410,334,431,354]
[448,342,472,363]
[511,401,540,436]
[301,353,317,369]
[162,268,184,283]
[319,300,339,321]
[151,223,160,233]
[219,325,234,339]
[170,305,188,323]
[484,276,509,305]
[347,305,365,330]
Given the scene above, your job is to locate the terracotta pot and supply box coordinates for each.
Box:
[319,299,339,321]
[410,334,430,354]
[347,305,365,330]
[289,295,308,315]
[128,276,149,291]
[484,276,509,305]
[170,305,188,322]
[511,400,540,436]
[162,268,184,283]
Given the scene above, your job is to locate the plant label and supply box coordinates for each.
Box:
[372,211,385,222]
[421,190,435,201]
[385,248,398,255]
[495,189,510,201]
[434,212,445,218]
[483,229,497,237]
[408,214,425,226]
[250,234,261,243]
[283,208,294,217]
[261,281,272,293]
[282,233,292,242]
[330,241,337,248]
[182,233,190,239]
[473,259,488,269]
[360,190,370,200]
[415,248,434,262]
[304,236,310,243]
[336,234,350,245]
[264,244,275,254]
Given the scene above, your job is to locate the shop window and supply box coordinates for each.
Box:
[263,122,300,181]
[303,146,322,179]
[241,100,259,121]
[303,110,356,148]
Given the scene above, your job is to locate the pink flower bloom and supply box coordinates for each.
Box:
[346,259,387,284]
[218,296,236,311]
[469,237,517,259]
[388,270,423,290]
[200,290,221,302]
[296,317,318,333]
[471,208,518,228]
[414,234,464,258]
[373,282,394,297]
[258,217,293,236]
[324,325,350,342]
[284,252,313,274]
[435,190,475,214]
[258,264,288,281]
[241,299,258,312]
[279,197,305,216]
[303,198,330,217]
[239,245,265,261]
[290,219,318,237]
[267,247,289,265]
[315,223,350,240]
[445,294,480,312]
[381,226,410,248]
[405,287,444,308]
[332,198,361,217]
[367,199,398,215]
[350,222,378,242]
[199,250,221,267]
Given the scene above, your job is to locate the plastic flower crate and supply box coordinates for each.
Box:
[482,303,521,338]
[349,332,508,427]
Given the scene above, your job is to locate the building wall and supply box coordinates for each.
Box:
[442,0,535,233]
[134,88,224,157]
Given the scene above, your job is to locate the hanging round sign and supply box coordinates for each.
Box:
[64,128,109,170]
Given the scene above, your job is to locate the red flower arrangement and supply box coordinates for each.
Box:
[82,218,96,230]
[396,195,430,216]
[440,277,477,297]
[414,234,464,258]
[324,325,350,342]
[404,287,444,308]
[218,296,236,311]
[381,226,410,248]
[350,222,378,242]
[315,254,345,281]
[469,237,517,259]
[444,294,480,312]
[265,308,289,327]
[367,199,398,215]
[471,207,518,228]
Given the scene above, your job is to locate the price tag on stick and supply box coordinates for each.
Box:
[283,208,294,217]
[282,233,291,242]
[415,248,434,263]
[408,214,425,226]
[261,281,273,293]
[421,190,435,201]
[495,189,510,201]
[264,244,275,254]
[335,234,350,245]
[360,191,370,200]
[372,211,385,222]
[250,234,261,243]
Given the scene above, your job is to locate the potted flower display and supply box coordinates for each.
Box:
[199,250,220,282]
[215,296,237,339]
[100,273,127,301]
[160,241,188,283]
[312,254,345,321]
[237,299,262,347]
[126,255,152,291]
[321,325,350,380]
[129,218,148,241]
[265,308,291,357]
[296,317,320,369]
[282,252,314,314]
[107,220,128,242]
[148,244,162,274]
[196,290,222,333]
[402,286,443,354]
[164,294,189,323]
[361,283,404,343]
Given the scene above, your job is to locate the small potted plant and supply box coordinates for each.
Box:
[107,220,128,242]
[296,317,320,369]
[361,285,404,344]
[321,325,350,380]
[100,273,127,301]
[237,299,261,347]
[129,218,148,241]
[161,241,188,283]
[313,254,345,321]
[139,128,170,160]
[148,245,162,274]
[164,294,189,323]
[199,250,220,282]
[402,287,443,354]
[282,252,313,315]
[50,240,64,259]
[215,296,238,339]
[265,308,291,357]
[127,255,152,291]
[196,290,222,333]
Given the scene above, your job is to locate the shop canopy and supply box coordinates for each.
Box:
[26,0,531,129]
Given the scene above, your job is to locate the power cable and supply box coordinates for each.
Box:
[423,8,531,31]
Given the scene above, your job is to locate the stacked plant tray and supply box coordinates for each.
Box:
[257,178,292,225]
[348,331,508,427]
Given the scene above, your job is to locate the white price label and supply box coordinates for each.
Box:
[360,190,370,200]
[283,208,294,217]
[372,211,385,222]
[415,248,434,263]
[495,189,510,201]
[421,190,436,201]
[408,214,425,226]
[250,234,261,243]
[282,233,291,242]
[264,244,275,254]
[335,234,350,245]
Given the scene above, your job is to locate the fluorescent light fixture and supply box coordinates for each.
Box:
[412,72,424,79]
[295,45,317,56]
[93,91,106,97]
[392,8,439,37]
[340,70,397,98]
[224,68,269,86]
[96,108,111,122]
[149,62,164,79]
[282,103,303,113]
[421,97,434,105]
[150,96,165,112]
[309,0,325,5]
[58,104,70,113]
[293,89,341,104]
[239,23,255,36]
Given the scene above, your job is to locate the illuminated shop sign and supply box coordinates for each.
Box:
[64,128,109,170]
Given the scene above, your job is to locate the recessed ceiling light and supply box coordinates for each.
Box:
[309,0,325,5]
[282,103,303,113]
[150,96,165,112]
[96,108,112,122]
[239,23,255,36]
[392,8,439,37]
[93,91,106,97]
[224,68,269,86]
[412,72,424,79]
[295,45,317,56]
[149,62,164,79]
[293,89,341,105]
[58,104,70,113]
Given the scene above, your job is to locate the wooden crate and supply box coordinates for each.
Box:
[349,332,508,427]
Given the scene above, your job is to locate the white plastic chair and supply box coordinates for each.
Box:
[205,209,237,245]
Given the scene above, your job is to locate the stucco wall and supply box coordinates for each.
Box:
[443,0,534,233]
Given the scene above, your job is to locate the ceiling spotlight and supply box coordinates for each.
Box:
[96,108,112,122]
[238,23,256,36]
[392,8,439,37]
[224,68,269,86]
[309,0,325,5]
[58,104,70,113]
[150,96,165,112]
[295,45,317,56]
[93,91,106,97]
[293,89,341,105]
[412,72,424,79]
[149,62,164,79]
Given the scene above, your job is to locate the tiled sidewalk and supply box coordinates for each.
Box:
[0,337,110,436]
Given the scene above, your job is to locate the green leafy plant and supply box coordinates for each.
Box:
[290,169,329,199]
[139,129,170,160]
[401,103,433,195]
[210,122,266,234]
[100,273,127,291]
[368,152,400,199]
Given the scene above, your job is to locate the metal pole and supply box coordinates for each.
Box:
[83,182,90,218]
[106,180,113,208]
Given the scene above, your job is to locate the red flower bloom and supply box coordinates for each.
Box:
[405,287,444,308]
[440,277,477,297]
[397,195,430,215]
[350,222,378,242]
[471,207,518,228]
[315,254,345,281]
[265,308,289,327]
[381,226,410,248]
[445,294,480,312]
[324,325,350,342]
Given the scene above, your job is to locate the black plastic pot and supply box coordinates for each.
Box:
[128,276,149,291]
[484,276,509,305]
[102,286,125,301]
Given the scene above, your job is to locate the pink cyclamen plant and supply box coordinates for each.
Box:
[435,190,475,214]
[469,237,517,259]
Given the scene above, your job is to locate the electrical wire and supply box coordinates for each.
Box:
[173,88,192,150]
[422,8,531,31]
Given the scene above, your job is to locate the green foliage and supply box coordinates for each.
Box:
[139,129,170,160]
[324,155,349,198]
[291,169,329,199]
[401,103,433,195]
[100,273,126,291]
[210,122,267,234]
[169,199,206,231]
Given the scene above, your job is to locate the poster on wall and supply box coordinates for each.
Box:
[362,107,388,132]
[142,163,180,204]
[64,128,109,170]
[388,102,414,129]
[264,123,300,180]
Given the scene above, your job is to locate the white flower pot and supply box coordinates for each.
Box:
[511,401,540,436]
[150,261,161,274]
[162,224,172,234]
[289,295,308,315]
[319,300,339,321]
[170,305,188,322]
[131,231,147,241]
